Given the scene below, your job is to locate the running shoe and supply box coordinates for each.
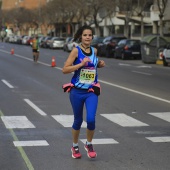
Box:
[71,146,81,159]
[84,144,97,158]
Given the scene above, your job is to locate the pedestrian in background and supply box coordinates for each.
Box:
[62,25,105,159]
[31,35,40,62]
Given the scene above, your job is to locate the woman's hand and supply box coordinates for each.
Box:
[97,60,105,68]
[81,57,92,66]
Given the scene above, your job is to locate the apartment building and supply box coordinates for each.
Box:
[1,0,170,38]
[1,0,46,10]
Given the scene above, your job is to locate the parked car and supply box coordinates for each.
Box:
[63,37,72,51]
[162,43,170,66]
[114,39,141,60]
[22,36,33,45]
[97,35,127,57]
[40,36,52,48]
[66,38,79,52]
[8,34,15,43]
[91,36,105,51]
[49,37,65,49]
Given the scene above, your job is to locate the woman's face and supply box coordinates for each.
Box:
[81,29,93,45]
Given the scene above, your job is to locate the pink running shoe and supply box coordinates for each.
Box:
[71,146,81,159]
[84,144,97,158]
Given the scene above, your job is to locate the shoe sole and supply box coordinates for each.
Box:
[84,146,97,158]
[71,149,81,159]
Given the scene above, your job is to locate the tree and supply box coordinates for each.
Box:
[156,0,168,36]
[134,0,154,39]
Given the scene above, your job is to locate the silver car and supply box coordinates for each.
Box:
[49,37,65,49]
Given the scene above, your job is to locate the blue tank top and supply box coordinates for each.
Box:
[71,46,98,89]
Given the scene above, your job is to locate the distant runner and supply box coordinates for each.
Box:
[31,35,39,62]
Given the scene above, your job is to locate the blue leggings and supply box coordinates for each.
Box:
[70,88,98,131]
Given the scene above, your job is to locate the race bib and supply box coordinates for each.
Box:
[80,69,96,84]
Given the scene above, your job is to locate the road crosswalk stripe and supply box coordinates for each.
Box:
[13,140,49,147]
[101,113,149,127]
[80,138,119,144]
[146,136,170,143]
[52,115,86,127]
[148,112,170,122]
[1,116,35,128]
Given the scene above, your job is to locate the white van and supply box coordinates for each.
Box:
[162,44,170,66]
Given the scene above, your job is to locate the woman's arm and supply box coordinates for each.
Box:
[94,47,105,68]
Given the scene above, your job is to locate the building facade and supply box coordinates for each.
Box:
[1,0,170,38]
[1,0,47,10]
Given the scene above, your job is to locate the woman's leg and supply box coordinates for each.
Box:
[85,93,98,142]
[70,89,84,144]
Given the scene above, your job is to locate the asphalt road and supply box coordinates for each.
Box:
[0,42,170,170]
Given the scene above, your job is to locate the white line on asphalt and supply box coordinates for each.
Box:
[101,113,149,127]
[136,65,152,68]
[98,79,170,104]
[132,71,152,76]
[119,63,131,66]
[13,140,49,147]
[80,138,119,144]
[52,115,86,127]
[1,116,35,128]
[24,99,47,116]
[1,49,169,104]
[1,79,14,88]
[148,112,170,122]
[146,136,170,142]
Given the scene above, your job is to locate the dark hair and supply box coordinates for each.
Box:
[73,25,94,42]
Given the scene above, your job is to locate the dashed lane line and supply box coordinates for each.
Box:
[24,99,47,116]
[1,79,14,88]
[132,70,152,76]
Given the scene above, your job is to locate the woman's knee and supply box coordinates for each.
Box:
[87,121,95,130]
[72,119,83,130]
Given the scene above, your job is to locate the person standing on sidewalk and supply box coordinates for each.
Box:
[62,25,105,159]
[31,35,39,62]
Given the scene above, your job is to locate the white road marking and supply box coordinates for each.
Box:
[24,99,47,116]
[1,116,35,128]
[80,138,119,144]
[101,113,149,127]
[148,112,170,122]
[132,71,152,76]
[136,65,152,68]
[1,79,14,88]
[52,115,86,128]
[146,136,170,142]
[13,140,49,147]
[119,63,131,66]
[98,79,170,104]
[1,49,169,104]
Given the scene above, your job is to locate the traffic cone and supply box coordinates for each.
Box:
[51,56,56,67]
[11,48,14,55]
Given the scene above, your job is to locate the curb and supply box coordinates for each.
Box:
[156,59,163,65]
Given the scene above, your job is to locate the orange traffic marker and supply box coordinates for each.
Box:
[11,48,14,55]
[51,56,56,67]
